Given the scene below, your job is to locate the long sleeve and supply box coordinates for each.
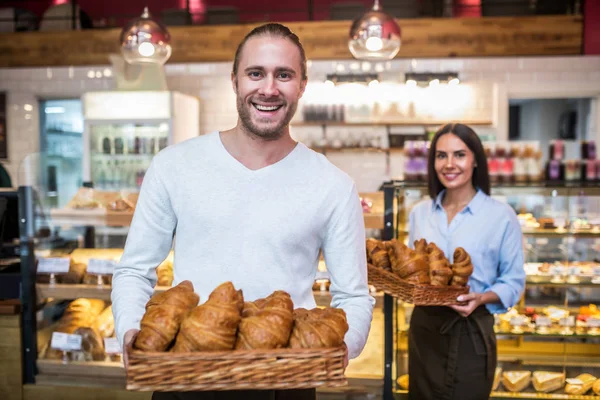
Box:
[111,157,177,349]
[322,184,375,359]
[487,210,526,311]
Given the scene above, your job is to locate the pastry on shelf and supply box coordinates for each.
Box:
[156,259,173,287]
[366,238,391,271]
[235,291,294,350]
[502,371,531,392]
[565,373,597,395]
[44,298,106,359]
[71,327,106,362]
[450,247,473,287]
[387,239,430,284]
[492,367,502,391]
[537,217,556,229]
[426,242,452,286]
[397,374,409,390]
[593,378,600,395]
[93,305,115,338]
[61,259,87,284]
[173,282,243,352]
[289,307,348,349]
[532,371,565,393]
[134,280,199,352]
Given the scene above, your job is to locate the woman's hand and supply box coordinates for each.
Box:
[449,293,483,317]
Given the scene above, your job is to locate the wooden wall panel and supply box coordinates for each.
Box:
[0,315,22,400]
[0,15,582,68]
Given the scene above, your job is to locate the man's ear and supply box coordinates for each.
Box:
[231,72,237,94]
[298,78,307,100]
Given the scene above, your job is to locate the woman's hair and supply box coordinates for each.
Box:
[427,123,490,199]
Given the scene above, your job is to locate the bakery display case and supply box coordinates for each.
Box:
[378,181,600,400]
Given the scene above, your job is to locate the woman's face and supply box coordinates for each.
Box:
[434,133,477,191]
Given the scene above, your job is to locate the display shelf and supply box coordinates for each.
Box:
[521,228,600,238]
[49,208,134,227]
[91,153,155,160]
[36,283,379,308]
[525,279,600,287]
[394,389,599,399]
[495,331,600,339]
[293,120,493,127]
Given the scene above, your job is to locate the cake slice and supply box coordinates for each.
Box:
[565,373,596,395]
[532,371,565,393]
[502,371,531,392]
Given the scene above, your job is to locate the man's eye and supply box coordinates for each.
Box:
[279,72,290,79]
[249,71,261,78]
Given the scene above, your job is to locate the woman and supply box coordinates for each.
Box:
[407,123,526,400]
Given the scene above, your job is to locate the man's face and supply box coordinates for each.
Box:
[232,36,307,140]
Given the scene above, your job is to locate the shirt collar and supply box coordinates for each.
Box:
[432,188,486,215]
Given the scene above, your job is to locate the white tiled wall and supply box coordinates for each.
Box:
[1,55,599,191]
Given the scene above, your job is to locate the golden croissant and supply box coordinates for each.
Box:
[289,307,348,349]
[388,239,430,284]
[426,242,453,286]
[173,282,244,352]
[451,247,473,286]
[414,239,428,256]
[235,291,294,350]
[156,260,173,287]
[134,280,199,352]
[366,238,391,270]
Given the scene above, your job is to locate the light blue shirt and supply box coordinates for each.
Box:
[408,189,526,315]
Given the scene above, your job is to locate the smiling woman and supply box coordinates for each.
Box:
[406,122,526,400]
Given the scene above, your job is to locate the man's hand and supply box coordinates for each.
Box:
[449,293,482,317]
[123,329,139,369]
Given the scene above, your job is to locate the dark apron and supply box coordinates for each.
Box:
[408,305,496,400]
[152,389,316,400]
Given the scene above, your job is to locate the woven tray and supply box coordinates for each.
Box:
[368,263,469,305]
[126,341,347,392]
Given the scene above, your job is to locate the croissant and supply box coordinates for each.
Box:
[156,260,173,287]
[366,239,391,270]
[289,307,348,349]
[414,239,428,256]
[451,247,473,286]
[72,327,105,361]
[235,291,294,350]
[134,280,199,352]
[173,282,244,352]
[45,298,106,360]
[388,240,430,284]
[61,260,87,284]
[93,305,115,338]
[426,242,453,286]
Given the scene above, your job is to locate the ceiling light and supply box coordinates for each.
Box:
[120,7,172,65]
[348,0,401,60]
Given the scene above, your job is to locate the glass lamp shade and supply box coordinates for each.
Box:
[348,1,401,61]
[120,7,172,65]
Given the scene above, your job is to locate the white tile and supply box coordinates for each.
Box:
[489,58,520,72]
[560,71,583,81]
[533,72,561,83]
[478,72,508,83]
[589,71,600,81]
[507,72,534,83]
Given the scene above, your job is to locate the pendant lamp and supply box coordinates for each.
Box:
[348,0,401,61]
[120,7,172,65]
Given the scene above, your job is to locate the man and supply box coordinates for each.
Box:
[111,23,374,400]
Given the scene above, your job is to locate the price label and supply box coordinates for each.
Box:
[566,378,583,385]
[560,316,575,327]
[568,267,581,276]
[587,318,600,328]
[50,332,82,351]
[535,238,549,246]
[550,266,566,276]
[510,317,526,327]
[87,259,116,275]
[535,316,552,327]
[593,267,600,277]
[103,338,121,355]
[38,258,70,274]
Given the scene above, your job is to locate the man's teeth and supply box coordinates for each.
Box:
[254,104,281,111]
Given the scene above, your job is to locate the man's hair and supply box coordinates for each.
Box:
[232,23,308,81]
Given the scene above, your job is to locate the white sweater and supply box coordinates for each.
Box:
[111,131,375,359]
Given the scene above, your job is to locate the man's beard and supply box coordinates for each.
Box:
[237,95,297,141]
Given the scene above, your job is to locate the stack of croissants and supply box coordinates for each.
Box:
[366,238,473,286]
[133,281,349,352]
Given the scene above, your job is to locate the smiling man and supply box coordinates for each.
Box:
[111,23,375,400]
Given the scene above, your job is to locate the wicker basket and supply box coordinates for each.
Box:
[126,341,347,392]
[368,263,469,305]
